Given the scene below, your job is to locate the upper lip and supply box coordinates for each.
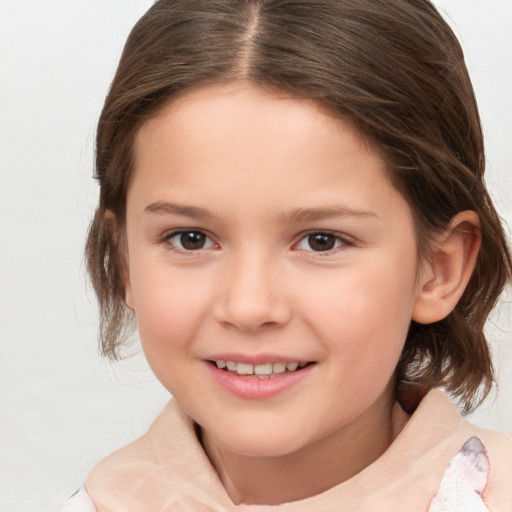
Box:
[205,353,313,365]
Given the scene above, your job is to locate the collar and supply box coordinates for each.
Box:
[85,390,468,511]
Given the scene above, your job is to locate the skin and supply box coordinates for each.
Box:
[122,83,480,505]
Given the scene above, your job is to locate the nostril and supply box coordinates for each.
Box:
[237,320,280,332]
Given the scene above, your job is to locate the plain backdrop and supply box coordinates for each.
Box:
[0,1,511,511]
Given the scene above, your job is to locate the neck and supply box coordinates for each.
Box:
[201,389,403,505]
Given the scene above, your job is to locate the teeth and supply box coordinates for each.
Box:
[272,362,287,374]
[254,363,273,375]
[214,360,305,375]
[236,362,254,375]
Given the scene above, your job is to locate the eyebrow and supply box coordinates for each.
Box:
[278,206,379,223]
[143,201,213,218]
[143,201,378,222]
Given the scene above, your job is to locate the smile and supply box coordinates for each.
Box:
[212,360,309,378]
[206,359,315,399]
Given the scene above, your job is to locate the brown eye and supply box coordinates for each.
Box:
[166,230,215,251]
[296,232,346,252]
[308,233,336,251]
[181,231,206,250]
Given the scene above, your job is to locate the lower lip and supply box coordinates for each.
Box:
[205,362,314,399]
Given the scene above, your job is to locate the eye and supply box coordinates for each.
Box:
[295,232,349,252]
[165,230,216,251]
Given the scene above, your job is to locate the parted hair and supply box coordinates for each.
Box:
[86,0,511,412]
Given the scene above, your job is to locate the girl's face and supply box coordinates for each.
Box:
[124,83,424,458]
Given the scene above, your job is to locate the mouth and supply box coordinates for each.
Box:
[205,357,316,399]
[208,359,314,379]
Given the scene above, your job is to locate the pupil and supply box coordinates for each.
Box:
[308,233,335,251]
[181,231,205,250]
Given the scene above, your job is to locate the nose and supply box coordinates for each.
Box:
[213,251,292,332]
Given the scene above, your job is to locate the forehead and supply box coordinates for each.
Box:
[129,83,410,223]
[135,83,369,161]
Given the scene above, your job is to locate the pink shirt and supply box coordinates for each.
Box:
[59,390,512,511]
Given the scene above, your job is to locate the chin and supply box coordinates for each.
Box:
[210,423,308,458]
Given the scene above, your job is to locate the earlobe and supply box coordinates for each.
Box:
[412,211,481,324]
[104,210,135,312]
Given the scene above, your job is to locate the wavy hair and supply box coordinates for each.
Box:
[86,0,511,412]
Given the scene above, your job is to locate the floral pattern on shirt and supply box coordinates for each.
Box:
[428,437,490,512]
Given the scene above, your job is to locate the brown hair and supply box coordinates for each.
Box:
[86,0,511,412]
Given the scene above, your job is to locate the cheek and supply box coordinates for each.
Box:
[128,267,210,371]
[300,256,416,367]
[134,289,205,396]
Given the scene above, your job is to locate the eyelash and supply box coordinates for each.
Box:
[161,229,354,254]
[294,231,355,254]
[162,229,218,253]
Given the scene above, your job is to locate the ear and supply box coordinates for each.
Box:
[412,211,481,324]
[104,210,135,312]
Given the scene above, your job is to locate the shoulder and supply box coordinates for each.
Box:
[85,400,184,486]
[426,431,512,512]
[409,388,512,451]
[49,486,97,512]
[460,421,512,511]
[83,399,232,510]
[412,390,512,511]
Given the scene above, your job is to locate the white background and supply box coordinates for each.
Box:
[0,1,510,511]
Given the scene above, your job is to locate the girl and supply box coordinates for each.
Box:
[59,0,512,510]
